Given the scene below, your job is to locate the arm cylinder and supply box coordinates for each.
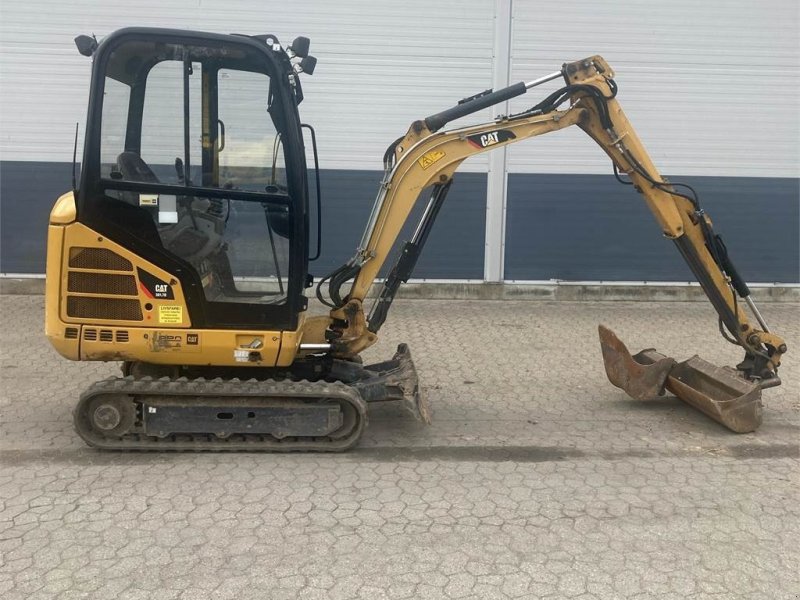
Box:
[424,81,527,132]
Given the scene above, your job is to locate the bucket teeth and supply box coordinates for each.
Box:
[598,325,763,433]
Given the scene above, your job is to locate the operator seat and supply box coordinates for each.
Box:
[115,151,160,184]
[106,151,163,248]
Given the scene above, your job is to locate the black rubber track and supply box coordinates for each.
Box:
[74,376,368,452]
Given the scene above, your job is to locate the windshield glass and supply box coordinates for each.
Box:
[100,39,287,190]
[97,36,293,305]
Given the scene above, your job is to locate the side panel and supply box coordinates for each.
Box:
[46,218,290,366]
[60,222,192,328]
[44,223,79,360]
[78,327,284,367]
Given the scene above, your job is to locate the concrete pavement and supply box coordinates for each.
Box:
[1,296,798,599]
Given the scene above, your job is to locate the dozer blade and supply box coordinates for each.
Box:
[598,325,763,433]
[360,343,431,424]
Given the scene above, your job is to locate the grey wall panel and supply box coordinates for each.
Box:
[312,170,486,281]
[0,161,76,273]
[0,162,486,279]
[504,174,799,283]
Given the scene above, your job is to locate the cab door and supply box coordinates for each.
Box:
[78,30,309,331]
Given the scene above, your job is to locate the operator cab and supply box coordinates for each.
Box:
[77,28,313,330]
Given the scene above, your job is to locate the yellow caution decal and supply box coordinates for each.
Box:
[158,305,183,324]
[418,150,445,170]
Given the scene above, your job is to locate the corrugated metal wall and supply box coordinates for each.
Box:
[502,0,799,283]
[506,0,799,177]
[0,0,497,170]
[1,0,798,281]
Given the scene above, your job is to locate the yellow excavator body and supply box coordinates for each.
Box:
[45,29,786,450]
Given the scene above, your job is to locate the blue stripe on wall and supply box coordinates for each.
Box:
[2,161,796,283]
[0,161,487,279]
[1,161,78,273]
[311,169,487,279]
[505,174,799,283]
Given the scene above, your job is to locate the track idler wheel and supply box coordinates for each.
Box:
[79,394,136,438]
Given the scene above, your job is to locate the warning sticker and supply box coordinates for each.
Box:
[158,305,183,324]
[418,150,445,170]
[139,194,159,207]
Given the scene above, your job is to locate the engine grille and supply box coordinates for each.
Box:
[69,247,133,271]
[67,271,137,295]
[65,247,144,322]
[67,296,143,321]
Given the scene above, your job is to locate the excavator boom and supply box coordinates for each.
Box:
[318,56,785,432]
[47,30,786,450]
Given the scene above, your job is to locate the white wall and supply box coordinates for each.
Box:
[0,0,496,172]
[1,0,797,280]
[1,0,797,176]
[506,0,800,177]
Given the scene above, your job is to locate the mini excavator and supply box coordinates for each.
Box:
[45,28,787,450]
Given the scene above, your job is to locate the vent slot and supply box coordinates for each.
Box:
[69,247,133,271]
[67,297,143,321]
[68,271,137,295]
[83,328,97,341]
[115,330,130,343]
[99,330,113,342]
[64,327,79,340]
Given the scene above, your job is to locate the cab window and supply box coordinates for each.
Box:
[96,38,293,305]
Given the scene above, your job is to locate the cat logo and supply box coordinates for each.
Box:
[480,132,500,147]
[466,129,517,149]
[137,268,175,300]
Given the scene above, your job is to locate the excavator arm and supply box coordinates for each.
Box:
[315,56,785,432]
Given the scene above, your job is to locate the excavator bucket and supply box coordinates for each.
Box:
[598,325,763,433]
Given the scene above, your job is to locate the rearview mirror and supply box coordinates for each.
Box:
[74,34,98,57]
[291,36,310,58]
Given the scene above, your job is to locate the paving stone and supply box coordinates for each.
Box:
[0,295,798,598]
